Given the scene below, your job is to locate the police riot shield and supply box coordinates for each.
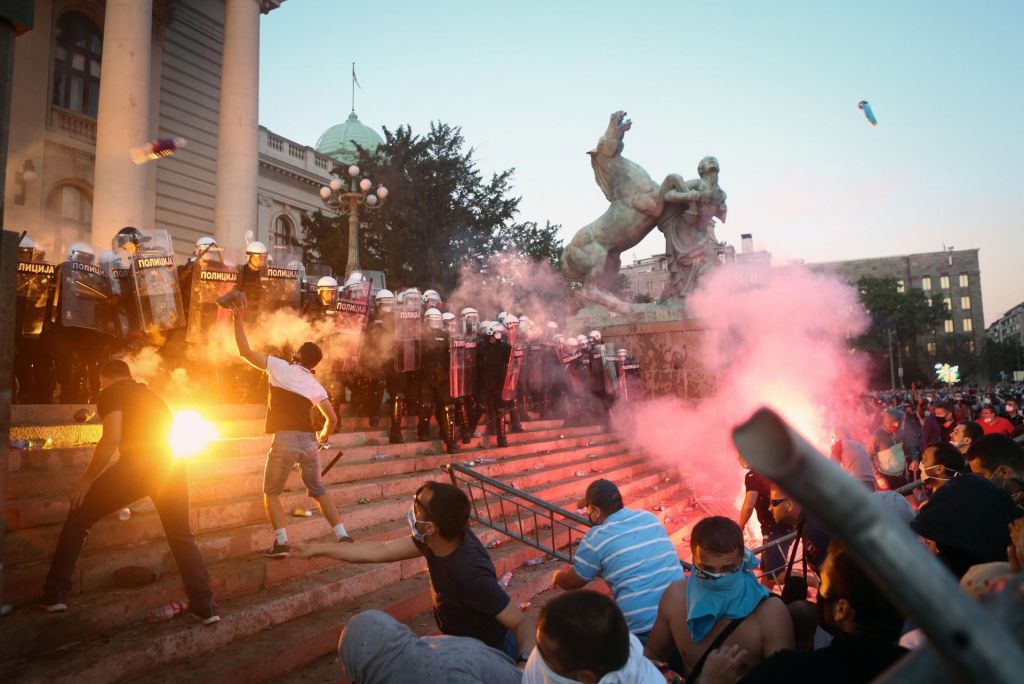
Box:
[501,342,526,402]
[332,281,371,373]
[587,347,606,395]
[186,246,238,344]
[394,302,422,373]
[623,357,642,400]
[524,341,545,393]
[125,230,185,336]
[603,355,622,400]
[15,237,56,337]
[260,246,302,315]
[449,335,479,398]
[52,241,118,337]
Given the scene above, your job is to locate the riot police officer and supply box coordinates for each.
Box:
[453,307,481,443]
[503,314,527,433]
[417,308,459,453]
[474,321,511,448]
[14,235,57,402]
[303,275,338,320]
[586,330,612,431]
[360,289,401,438]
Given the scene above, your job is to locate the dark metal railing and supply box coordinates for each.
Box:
[445,462,592,563]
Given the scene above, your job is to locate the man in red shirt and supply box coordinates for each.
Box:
[978,405,1014,437]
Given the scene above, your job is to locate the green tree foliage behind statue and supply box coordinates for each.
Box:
[300,122,563,292]
[854,276,948,385]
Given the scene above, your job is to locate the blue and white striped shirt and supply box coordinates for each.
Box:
[573,508,684,634]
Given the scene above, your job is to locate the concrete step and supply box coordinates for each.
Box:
[0,454,687,667]
[5,419,573,475]
[11,403,267,425]
[2,440,627,605]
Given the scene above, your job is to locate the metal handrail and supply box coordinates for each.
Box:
[445,462,593,563]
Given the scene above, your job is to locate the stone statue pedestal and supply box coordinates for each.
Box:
[569,305,715,401]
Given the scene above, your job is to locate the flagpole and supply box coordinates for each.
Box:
[351,61,355,113]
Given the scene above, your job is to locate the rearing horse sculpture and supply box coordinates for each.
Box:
[561,111,695,312]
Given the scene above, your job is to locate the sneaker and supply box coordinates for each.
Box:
[264,541,291,558]
[40,596,68,613]
[190,606,221,625]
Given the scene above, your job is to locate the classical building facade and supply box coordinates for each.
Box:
[619,233,770,300]
[806,248,986,355]
[988,302,1024,346]
[3,0,377,266]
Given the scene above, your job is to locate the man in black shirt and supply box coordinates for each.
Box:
[296,481,535,664]
[40,360,219,623]
[738,463,792,582]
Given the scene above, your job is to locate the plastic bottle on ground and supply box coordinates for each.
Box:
[148,600,188,622]
[118,507,132,521]
[500,572,512,588]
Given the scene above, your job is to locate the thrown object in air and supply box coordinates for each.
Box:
[131,136,187,164]
[858,100,878,126]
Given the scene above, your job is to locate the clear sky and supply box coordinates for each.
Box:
[259,0,1023,326]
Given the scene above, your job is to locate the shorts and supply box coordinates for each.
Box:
[263,431,326,498]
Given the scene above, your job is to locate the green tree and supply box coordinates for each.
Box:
[985,337,1024,381]
[300,122,563,292]
[855,277,947,387]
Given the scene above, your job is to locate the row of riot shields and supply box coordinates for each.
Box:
[14,232,310,347]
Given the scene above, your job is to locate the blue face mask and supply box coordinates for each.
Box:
[407,506,427,542]
[685,549,769,642]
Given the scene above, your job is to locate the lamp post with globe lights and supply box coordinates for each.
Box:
[319,164,389,275]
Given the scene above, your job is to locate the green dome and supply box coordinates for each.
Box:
[315,111,384,164]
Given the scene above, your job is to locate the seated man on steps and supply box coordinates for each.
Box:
[40,360,219,624]
[230,301,352,557]
[644,516,794,681]
[552,479,684,641]
[297,481,536,665]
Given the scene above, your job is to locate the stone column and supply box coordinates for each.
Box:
[213,0,261,254]
[91,0,153,251]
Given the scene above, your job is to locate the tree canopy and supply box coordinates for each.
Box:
[855,276,948,385]
[300,122,563,292]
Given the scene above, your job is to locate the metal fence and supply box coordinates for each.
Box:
[445,462,594,563]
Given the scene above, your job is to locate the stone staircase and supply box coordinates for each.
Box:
[2,404,695,683]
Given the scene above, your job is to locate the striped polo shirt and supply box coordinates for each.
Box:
[573,508,684,634]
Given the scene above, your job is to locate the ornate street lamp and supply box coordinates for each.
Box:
[319,164,389,275]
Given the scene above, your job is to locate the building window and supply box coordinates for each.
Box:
[896,279,905,293]
[944,320,954,334]
[52,12,103,118]
[968,340,975,353]
[940,275,950,290]
[943,297,952,313]
[927,341,936,355]
[46,183,93,247]
[960,296,971,310]
[959,273,969,288]
[921,276,931,291]
[272,215,294,247]
[963,319,973,333]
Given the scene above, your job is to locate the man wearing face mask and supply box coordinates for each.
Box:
[295,482,536,665]
[949,420,983,456]
[931,401,956,443]
[978,404,1014,437]
[865,408,911,490]
[967,434,1024,506]
[913,443,1022,579]
[1004,400,1023,428]
[643,517,793,682]
[552,479,684,640]
[699,542,908,684]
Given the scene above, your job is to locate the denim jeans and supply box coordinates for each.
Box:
[43,460,215,614]
[264,431,326,497]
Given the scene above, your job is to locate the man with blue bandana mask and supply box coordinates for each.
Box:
[644,517,793,681]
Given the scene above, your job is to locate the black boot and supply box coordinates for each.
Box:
[389,395,405,444]
[496,407,509,448]
[509,402,525,434]
[441,404,459,453]
[417,401,432,441]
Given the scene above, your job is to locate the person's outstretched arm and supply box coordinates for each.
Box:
[295,535,422,563]
[233,307,268,370]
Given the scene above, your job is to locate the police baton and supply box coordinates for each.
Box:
[320,445,344,477]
